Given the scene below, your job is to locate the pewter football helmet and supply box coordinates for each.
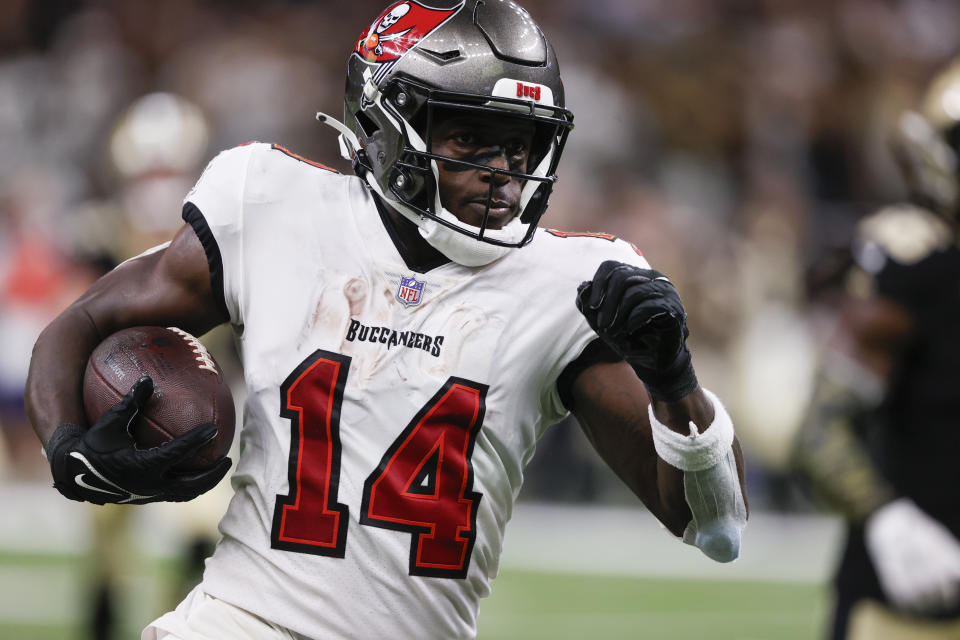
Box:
[319,0,574,264]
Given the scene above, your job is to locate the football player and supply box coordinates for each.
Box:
[25,2,748,638]
[793,58,960,640]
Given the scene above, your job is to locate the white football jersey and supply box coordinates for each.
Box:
[183,142,650,639]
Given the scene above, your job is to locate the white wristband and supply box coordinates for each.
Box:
[648,388,734,471]
[648,388,745,562]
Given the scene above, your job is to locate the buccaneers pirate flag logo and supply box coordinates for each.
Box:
[355,1,463,64]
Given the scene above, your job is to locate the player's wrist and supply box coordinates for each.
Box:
[648,388,733,471]
[861,494,900,523]
[45,423,81,463]
[45,423,84,501]
[629,348,698,403]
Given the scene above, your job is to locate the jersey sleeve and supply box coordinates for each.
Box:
[537,233,651,422]
[182,143,258,326]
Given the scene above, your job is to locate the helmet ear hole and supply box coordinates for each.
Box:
[354,110,380,138]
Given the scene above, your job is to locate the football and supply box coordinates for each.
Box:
[83,326,235,471]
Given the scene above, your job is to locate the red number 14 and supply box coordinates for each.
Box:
[271,349,486,579]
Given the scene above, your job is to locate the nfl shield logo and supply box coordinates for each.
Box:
[396,275,425,307]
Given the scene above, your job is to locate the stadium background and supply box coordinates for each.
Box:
[0,0,957,638]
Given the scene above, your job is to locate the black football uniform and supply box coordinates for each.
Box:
[833,203,960,635]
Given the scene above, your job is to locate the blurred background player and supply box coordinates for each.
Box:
[792,57,960,640]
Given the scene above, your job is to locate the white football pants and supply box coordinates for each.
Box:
[142,584,308,640]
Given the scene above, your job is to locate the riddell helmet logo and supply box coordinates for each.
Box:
[356,1,463,64]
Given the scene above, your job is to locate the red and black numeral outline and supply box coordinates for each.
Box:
[270,350,351,557]
[360,377,487,579]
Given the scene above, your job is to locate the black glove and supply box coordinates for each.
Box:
[576,261,698,402]
[45,376,232,505]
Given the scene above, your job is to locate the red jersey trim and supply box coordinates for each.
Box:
[271,144,340,173]
[545,229,617,241]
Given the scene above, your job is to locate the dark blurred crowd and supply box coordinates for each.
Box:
[1,0,958,505]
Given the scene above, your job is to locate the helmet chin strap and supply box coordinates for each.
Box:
[317,110,523,267]
[417,208,523,267]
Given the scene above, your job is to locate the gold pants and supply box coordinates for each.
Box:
[848,600,960,640]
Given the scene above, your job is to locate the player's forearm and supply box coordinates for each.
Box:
[649,387,715,530]
[647,386,748,561]
[571,363,699,535]
[26,304,103,447]
[577,408,690,536]
[650,387,748,529]
[792,366,895,521]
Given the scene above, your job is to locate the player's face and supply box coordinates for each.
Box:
[430,112,535,229]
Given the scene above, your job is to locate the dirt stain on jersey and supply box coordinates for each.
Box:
[344,277,369,316]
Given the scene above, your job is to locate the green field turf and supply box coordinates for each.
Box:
[0,552,827,640]
[479,570,827,640]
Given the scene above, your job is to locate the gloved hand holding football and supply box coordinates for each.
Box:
[46,376,231,505]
